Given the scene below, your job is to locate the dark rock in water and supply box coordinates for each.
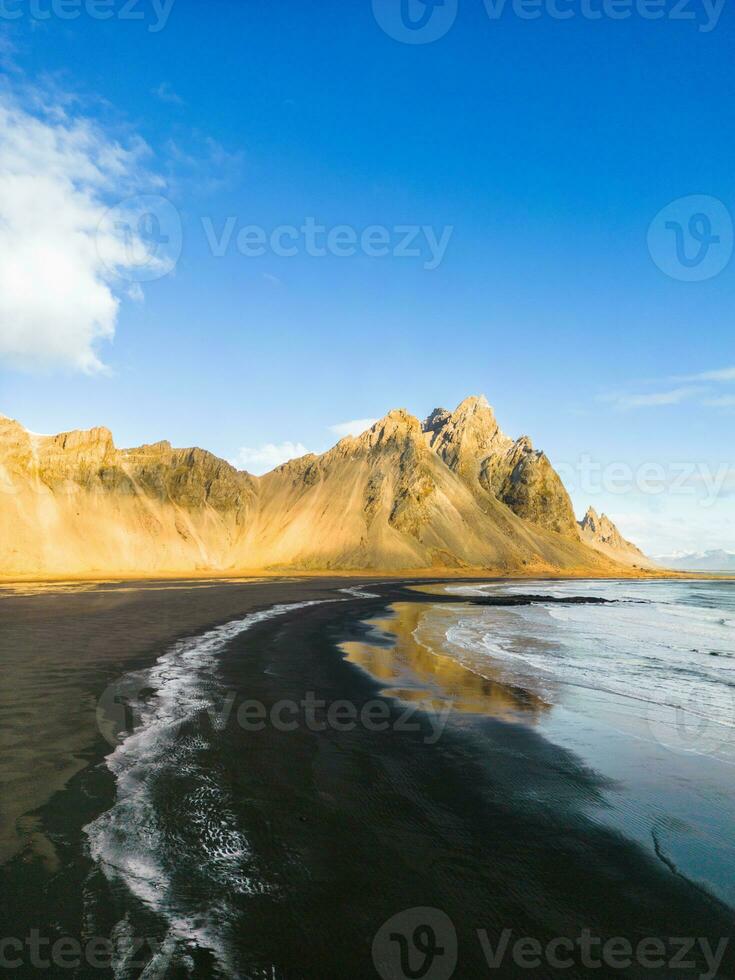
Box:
[470,594,612,607]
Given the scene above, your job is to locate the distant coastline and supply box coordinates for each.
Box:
[3,566,732,586]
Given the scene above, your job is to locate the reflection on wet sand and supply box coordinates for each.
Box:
[341,602,549,723]
[0,577,272,598]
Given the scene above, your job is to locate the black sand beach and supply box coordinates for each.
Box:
[1,578,733,978]
[0,577,372,866]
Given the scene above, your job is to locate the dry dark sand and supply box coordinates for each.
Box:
[0,576,378,866]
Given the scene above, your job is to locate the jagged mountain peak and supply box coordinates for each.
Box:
[578,507,649,567]
[580,508,623,539]
[419,397,577,537]
[453,394,491,415]
[0,401,647,576]
[424,394,510,463]
[342,408,424,450]
[422,407,452,433]
[370,407,422,434]
[432,394,500,430]
[510,435,536,454]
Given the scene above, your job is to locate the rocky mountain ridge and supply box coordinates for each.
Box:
[0,399,650,576]
[578,507,650,567]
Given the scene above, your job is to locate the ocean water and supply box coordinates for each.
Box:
[80,579,735,977]
[439,579,735,753]
[405,580,735,903]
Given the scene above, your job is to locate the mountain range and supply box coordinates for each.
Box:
[0,396,654,578]
[653,550,735,572]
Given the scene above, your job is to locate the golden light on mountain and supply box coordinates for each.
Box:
[0,398,652,578]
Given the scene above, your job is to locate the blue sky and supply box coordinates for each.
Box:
[0,0,734,553]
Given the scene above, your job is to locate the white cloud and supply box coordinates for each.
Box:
[0,88,162,373]
[164,134,243,195]
[602,365,735,413]
[329,418,379,438]
[0,31,18,72]
[703,395,735,408]
[152,82,184,106]
[677,366,735,383]
[231,441,310,475]
[605,387,704,410]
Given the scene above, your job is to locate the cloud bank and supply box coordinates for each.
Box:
[329,418,379,438]
[603,365,735,412]
[0,89,161,373]
[231,441,310,475]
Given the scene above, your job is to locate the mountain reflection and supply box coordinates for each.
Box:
[341,602,550,722]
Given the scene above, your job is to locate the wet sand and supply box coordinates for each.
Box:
[173,590,734,977]
[1,579,733,978]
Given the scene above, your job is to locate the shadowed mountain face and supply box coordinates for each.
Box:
[0,399,645,576]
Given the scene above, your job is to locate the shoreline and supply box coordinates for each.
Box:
[2,578,734,978]
[0,576,382,868]
[1,566,731,586]
[208,587,735,976]
[1,573,730,869]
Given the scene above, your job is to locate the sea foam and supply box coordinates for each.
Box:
[84,601,330,978]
